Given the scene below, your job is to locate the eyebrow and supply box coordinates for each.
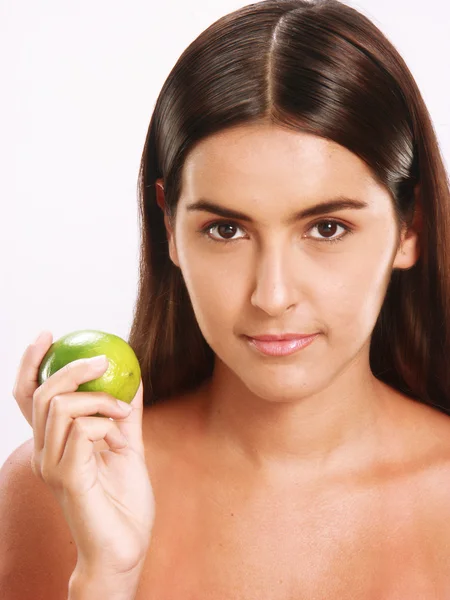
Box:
[185,196,369,224]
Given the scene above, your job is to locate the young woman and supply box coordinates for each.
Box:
[2,0,450,598]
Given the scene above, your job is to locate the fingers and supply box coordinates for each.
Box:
[42,392,132,467]
[114,379,145,455]
[32,355,110,453]
[39,415,128,492]
[12,331,54,426]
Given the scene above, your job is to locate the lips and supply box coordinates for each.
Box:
[248,333,318,341]
[245,333,319,356]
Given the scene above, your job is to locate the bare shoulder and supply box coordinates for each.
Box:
[141,385,208,471]
[391,394,450,554]
[0,394,206,600]
[391,391,450,455]
[382,388,450,498]
[0,438,77,599]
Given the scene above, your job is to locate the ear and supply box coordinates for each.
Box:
[155,178,180,268]
[392,183,422,271]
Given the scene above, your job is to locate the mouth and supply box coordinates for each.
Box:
[244,333,319,357]
[246,333,319,341]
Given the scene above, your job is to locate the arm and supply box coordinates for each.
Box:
[0,438,78,599]
[68,562,144,600]
[0,439,146,600]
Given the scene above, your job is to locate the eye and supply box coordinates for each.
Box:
[198,219,354,245]
[307,220,353,244]
[199,221,247,243]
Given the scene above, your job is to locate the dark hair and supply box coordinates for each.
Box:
[128,0,450,415]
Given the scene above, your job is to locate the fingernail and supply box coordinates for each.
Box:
[116,400,132,413]
[90,355,108,368]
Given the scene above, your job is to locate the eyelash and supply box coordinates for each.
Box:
[198,219,354,245]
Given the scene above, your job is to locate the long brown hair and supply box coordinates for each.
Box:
[128,0,450,414]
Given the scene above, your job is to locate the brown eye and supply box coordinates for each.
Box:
[201,221,246,242]
[316,222,339,238]
[307,220,353,244]
[216,223,238,239]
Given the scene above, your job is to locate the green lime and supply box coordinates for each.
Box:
[38,330,141,404]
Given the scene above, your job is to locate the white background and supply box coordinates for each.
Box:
[1,0,449,467]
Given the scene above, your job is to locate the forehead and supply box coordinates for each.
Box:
[181,123,380,200]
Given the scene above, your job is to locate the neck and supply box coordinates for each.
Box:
[201,352,391,480]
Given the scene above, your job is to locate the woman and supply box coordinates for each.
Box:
[2,0,450,597]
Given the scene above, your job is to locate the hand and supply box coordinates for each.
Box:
[12,331,155,576]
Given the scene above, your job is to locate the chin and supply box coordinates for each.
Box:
[238,371,318,404]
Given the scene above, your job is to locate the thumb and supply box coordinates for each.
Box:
[116,378,145,455]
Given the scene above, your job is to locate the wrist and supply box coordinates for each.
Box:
[68,561,144,600]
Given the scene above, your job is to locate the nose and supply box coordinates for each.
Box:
[250,243,300,317]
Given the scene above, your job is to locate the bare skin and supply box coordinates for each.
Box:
[161,122,423,482]
[130,123,450,597]
[13,377,450,598]
[134,384,450,600]
[9,124,447,598]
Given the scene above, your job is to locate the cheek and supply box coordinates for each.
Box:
[322,247,394,343]
[177,247,246,341]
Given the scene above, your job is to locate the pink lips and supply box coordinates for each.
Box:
[246,334,319,356]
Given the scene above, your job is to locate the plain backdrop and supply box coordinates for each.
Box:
[1,0,449,467]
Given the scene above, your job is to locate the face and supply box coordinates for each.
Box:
[161,124,419,402]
